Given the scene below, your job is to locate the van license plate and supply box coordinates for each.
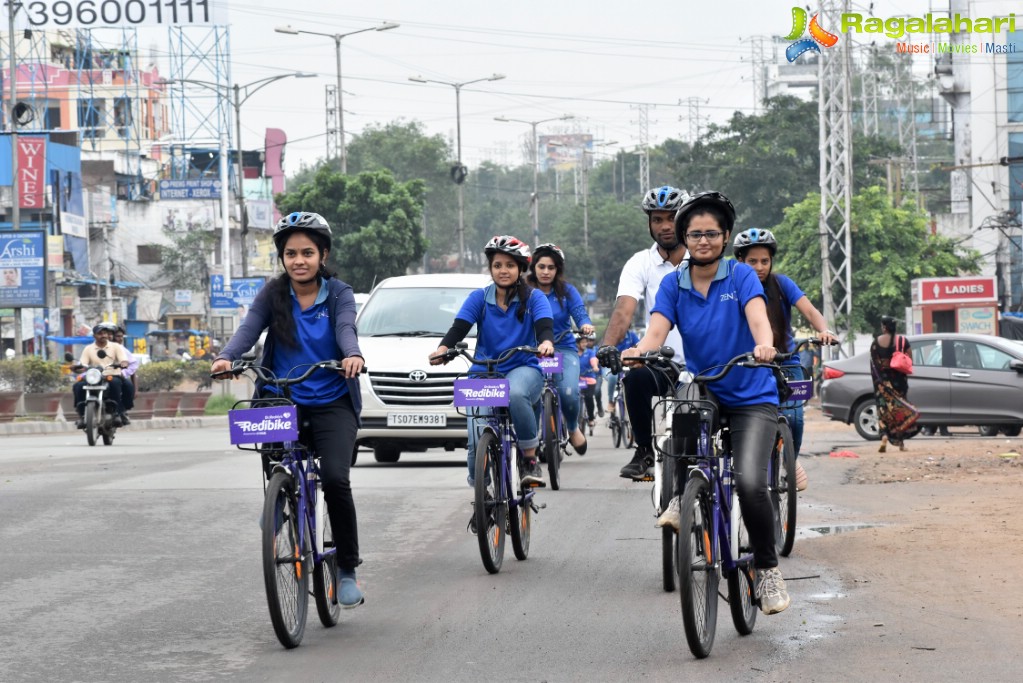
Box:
[387,413,447,427]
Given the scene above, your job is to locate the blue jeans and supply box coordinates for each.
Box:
[466,365,544,485]
[780,403,804,457]
[553,347,581,432]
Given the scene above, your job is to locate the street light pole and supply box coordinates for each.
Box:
[494,114,574,247]
[410,73,506,272]
[276,22,399,174]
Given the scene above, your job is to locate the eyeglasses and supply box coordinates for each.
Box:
[685,230,724,242]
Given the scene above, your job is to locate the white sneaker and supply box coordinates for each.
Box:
[755,567,791,615]
[655,496,681,531]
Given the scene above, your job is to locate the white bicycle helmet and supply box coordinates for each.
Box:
[273,212,332,252]
[732,228,778,256]
[531,243,565,269]
[484,235,531,268]
[641,185,688,214]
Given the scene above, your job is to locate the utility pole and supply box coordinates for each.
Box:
[631,104,651,191]
[817,0,855,357]
[7,1,22,356]
[325,84,341,162]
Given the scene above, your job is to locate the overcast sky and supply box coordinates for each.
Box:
[148,0,936,175]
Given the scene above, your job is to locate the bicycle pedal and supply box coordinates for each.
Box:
[530,502,546,512]
[635,475,655,482]
[526,480,547,488]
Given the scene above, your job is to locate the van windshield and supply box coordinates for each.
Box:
[358,287,478,337]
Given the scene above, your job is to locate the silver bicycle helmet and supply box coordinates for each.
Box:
[674,191,737,241]
[732,228,778,256]
[484,235,531,268]
[641,186,688,214]
[273,212,332,252]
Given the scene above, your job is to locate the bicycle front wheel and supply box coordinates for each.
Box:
[475,430,506,574]
[542,391,561,491]
[727,514,757,635]
[312,513,340,628]
[622,404,635,448]
[508,494,532,561]
[678,476,719,659]
[774,421,798,557]
[262,472,309,648]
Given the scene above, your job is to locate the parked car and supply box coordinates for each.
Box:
[354,273,491,463]
[820,333,1023,440]
[353,292,370,313]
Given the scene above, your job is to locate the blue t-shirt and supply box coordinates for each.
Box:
[455,284,553,375]
[541,283,591,350]
[774,274,805,355]
[579,348,598,378]
[271,279,349,406]
[616,329,640,353]
[651,259,778,407]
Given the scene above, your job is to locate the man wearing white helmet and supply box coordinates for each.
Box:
[597,185,688,480]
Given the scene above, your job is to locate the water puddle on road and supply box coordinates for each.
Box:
[798,522,883,538]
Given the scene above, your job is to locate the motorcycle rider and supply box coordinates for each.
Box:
[72,322,130,428]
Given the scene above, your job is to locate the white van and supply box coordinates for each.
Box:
[355,273,490,463]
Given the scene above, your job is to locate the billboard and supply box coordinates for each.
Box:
[210,275,266,310]
[0,231,47,307]
[539,133,593,171]
[18,137,47,209]
[16,0,223,28]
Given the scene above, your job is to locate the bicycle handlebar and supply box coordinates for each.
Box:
[553,328,595,344]
[791,336,837,352]
[436,342,544,369]
[210,358,357,387]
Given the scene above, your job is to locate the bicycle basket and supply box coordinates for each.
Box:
[538,353,563,375]
[781,364,813,407]
[227,398,299,452]
[652,397,718,459]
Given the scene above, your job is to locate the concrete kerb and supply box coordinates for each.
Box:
[0,415,229,436]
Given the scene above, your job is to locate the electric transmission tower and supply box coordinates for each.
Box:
[325,84,341,162]
[749,35,770,112]
[860,44,880,136]
[682,96,703,143]
[817,0,855,355]
[893,54,920,199]
[631,103,651,191]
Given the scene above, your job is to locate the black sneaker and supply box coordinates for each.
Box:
[75,418,86,429]
[120,414,131,426]
[619,445,654,480]
[468,493,495,535]
[520,459,545,487]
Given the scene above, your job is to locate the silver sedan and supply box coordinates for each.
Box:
[820,333,1023,440]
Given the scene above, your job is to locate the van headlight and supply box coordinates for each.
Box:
[85,368,103,385]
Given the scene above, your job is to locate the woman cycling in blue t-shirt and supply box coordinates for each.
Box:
[429,236,555,490]
[577,337,600,427]
[526,243,594,454]
[212,211,366,609]
[619,191,791,617]
[733,228,836,491]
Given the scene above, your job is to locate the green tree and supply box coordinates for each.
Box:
[773,186,981,332]
[275,167,426,291]
[159,226,216,291]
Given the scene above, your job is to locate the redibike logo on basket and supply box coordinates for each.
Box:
[228,406,300,444]
[236,413,294,433]
[458,386,507,399]
[453,378,511,407]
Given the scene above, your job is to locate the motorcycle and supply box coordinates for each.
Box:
[68,351,124,447]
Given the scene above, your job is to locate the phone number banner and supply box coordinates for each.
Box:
[16,0,223,28]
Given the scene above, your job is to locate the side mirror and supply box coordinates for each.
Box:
[240,351,257,361]
[1010,359,1023,373]
[659,345,675,359]
[97,349,108,359]
[64,353,74,362]
[455,341,469,350]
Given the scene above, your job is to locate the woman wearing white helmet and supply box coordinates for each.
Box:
[733,227,837,491]
[430,235,555,505]
[212,211,367,608]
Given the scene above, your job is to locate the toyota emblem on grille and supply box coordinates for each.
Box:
[409,370,428,382]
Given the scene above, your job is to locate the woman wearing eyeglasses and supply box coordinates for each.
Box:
[619,191,791,617]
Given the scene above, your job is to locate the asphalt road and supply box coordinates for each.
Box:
[0,419,988,682]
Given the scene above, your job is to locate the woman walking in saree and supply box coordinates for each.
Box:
[870,316,919,452]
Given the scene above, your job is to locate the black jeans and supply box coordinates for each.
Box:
[623,365,676,448]
[297,393,361,571]
[723,402,779,570]
[73,376,124,417]
[579,384,596,423]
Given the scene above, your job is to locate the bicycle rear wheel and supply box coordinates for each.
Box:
[727,514,757,635]
[677,476,718,659]
[622,402,635,448]
[610,413,622,448]
[509,494,532,561]
[312,514,340,628]
[262,471,309,648]
[474,430,506,574]
[773,421,798,557]
[661,455,677,592]
[542,391,561,491]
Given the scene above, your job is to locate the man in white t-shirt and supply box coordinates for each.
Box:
[598,186,688,480]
